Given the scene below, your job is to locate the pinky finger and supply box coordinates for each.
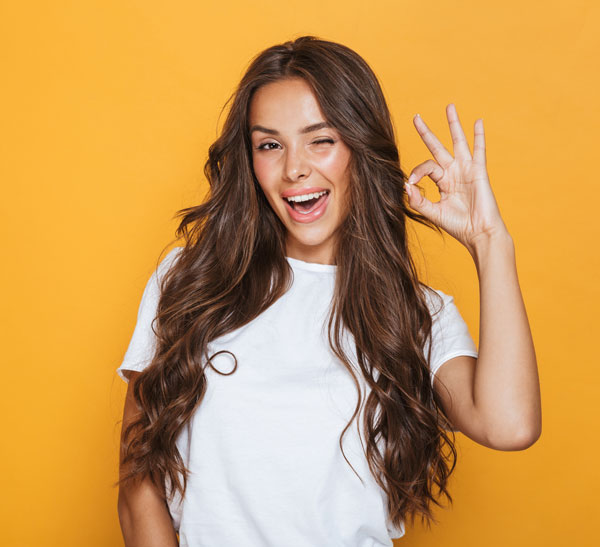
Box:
[473,119,486,165]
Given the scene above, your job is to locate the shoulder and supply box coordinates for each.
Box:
[158,246,184,273]
[153,246,184,283]
[419,284,453,317]
[139,246,185,301]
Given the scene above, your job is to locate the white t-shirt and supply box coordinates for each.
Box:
[117,247,478,546]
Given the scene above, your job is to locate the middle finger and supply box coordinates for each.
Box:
[446,103,472,161]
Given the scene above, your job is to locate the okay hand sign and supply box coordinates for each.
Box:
[405,104,509,254]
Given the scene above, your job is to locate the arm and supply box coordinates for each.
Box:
[407,104,542,450]
[118,371,179,546]
[434,232,541,450]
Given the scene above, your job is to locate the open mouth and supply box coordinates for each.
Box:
[283,190,330,214]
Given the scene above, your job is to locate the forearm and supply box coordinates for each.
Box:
[118,478,179,547]
[469,230,541,449]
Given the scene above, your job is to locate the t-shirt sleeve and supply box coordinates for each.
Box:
[423,288,479,389]
[116,247,183,383]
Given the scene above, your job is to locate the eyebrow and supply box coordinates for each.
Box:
[249,121,332,136]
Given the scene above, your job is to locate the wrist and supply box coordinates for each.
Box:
[468,228,514,263]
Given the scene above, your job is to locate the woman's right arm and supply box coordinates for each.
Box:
[117,371,179,547]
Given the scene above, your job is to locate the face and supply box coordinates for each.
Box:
[248,77,352,265]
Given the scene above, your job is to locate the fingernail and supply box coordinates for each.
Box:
[407,174,417,184]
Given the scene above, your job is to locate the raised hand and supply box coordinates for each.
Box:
[405,103,509,254]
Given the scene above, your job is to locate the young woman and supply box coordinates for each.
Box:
[116,36,541,546]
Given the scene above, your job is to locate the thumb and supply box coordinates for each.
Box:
[405,183,439,223]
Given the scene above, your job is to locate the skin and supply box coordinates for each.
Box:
[248,77,352,265]
[407,106,541,450]
[118,83,542,546]
[118,371,179,545]
[249,81,541,450]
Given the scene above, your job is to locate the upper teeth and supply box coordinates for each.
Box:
[285,190,328,203]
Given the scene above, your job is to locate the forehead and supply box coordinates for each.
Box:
[248,78,327,127]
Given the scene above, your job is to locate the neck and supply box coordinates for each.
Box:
[285,237,336,266]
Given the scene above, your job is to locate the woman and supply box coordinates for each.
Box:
[116,35,541,546]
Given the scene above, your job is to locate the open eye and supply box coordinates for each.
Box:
[256,142,280,151]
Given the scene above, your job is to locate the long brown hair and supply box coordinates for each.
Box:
[118,35,456,531]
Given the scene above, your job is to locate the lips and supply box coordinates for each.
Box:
[281,186,329,198]
[283,190,331,224]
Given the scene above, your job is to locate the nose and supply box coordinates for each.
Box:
[283,144,311,182]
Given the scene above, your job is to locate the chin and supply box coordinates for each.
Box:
[286,228,338,254]
[286,225,329,242]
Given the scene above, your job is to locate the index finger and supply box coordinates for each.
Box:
[413,113,454,168]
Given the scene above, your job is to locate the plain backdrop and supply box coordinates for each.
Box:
[1,1,598,545]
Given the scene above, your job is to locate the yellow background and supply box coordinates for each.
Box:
[1,0,597,545]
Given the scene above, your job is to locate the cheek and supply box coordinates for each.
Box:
[252,154,275,186]
[252,154,280,208]
[319,148,352,188]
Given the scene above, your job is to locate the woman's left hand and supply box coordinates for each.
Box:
[406,103,509,254]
